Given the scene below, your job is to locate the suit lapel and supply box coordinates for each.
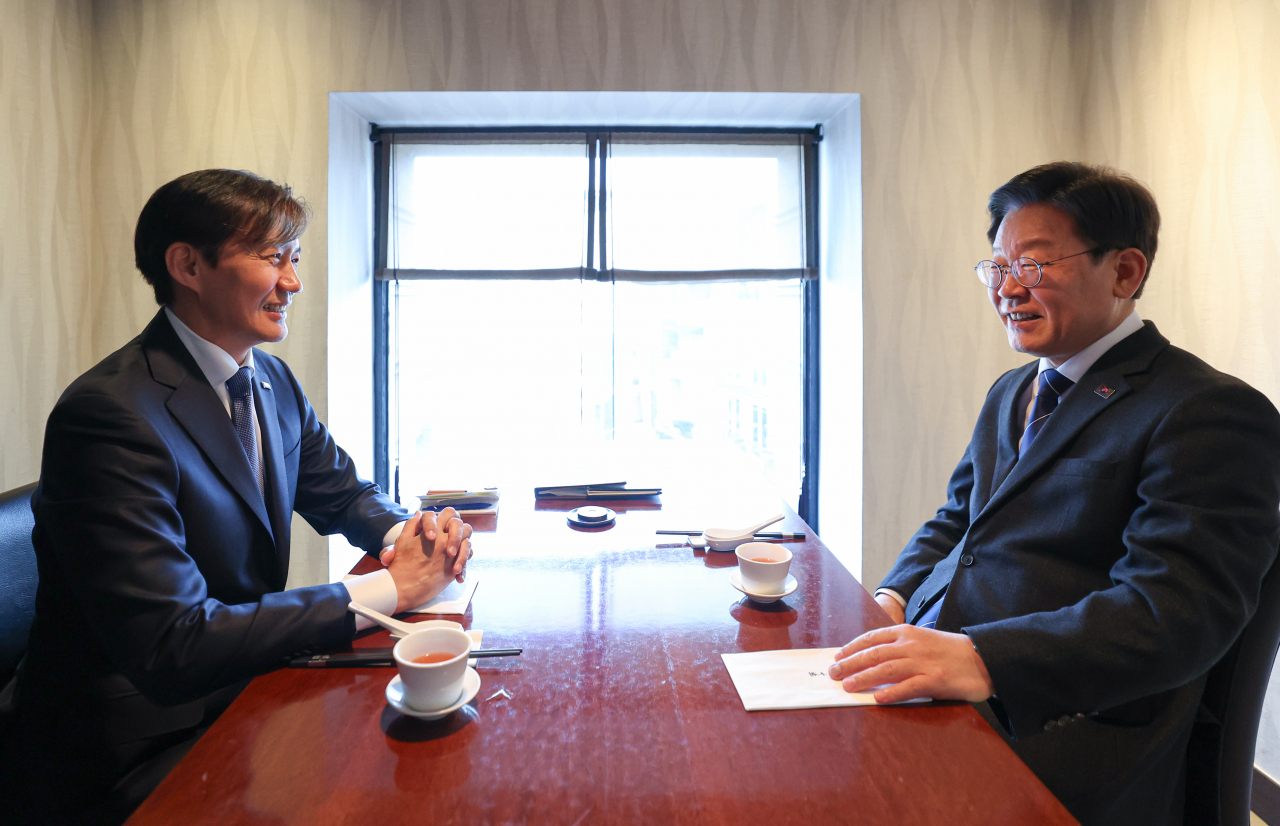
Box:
[253,366,292,579]
[142,311,274,540]
[991,364,1037,499]
[979,323,1168,521]
[986,375,1132,510]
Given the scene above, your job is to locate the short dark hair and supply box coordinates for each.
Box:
[987,162,1160,298]
[134,169,310,305]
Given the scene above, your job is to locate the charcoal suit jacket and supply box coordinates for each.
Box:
[9,309,408,818]
[878,321,1280,826]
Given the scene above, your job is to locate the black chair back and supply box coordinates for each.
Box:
[1186,558,1280,825]
[0,483,38,688]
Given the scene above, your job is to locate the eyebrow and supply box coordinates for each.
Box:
[255,245,301,258]
[994,236,1054,256]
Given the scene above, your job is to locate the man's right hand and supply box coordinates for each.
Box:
[384,510,471,613]
[875,593,906,625]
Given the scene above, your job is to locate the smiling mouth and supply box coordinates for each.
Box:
[1005,311,1041,322]
[264,303,289,315]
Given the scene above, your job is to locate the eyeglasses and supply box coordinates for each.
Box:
[975,247,1103,288]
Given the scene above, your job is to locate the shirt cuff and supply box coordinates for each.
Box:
[382,520,408,549]
[343,569,399,631]
[874,588,907,608]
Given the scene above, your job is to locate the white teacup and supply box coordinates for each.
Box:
[392,627,473,711]
[735,542,793,595]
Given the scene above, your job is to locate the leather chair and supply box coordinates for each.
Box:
[0,482,38,727]
[1186,557,1280,825]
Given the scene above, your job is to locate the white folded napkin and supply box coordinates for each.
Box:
[466,629,483,666]
[721,648,930,711]
[341,575,478,615]
[409,577,478,614]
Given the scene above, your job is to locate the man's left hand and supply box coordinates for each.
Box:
[828,625,995,704]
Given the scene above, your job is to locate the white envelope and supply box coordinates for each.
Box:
[721,648,931,711]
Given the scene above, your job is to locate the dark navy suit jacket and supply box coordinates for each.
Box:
[879,321,1280,825]
[10,310,409,817]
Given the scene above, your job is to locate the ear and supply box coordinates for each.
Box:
[1112,248,1148,300]
[165,242,207,297]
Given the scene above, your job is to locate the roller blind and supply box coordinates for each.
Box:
[377,131,814,283]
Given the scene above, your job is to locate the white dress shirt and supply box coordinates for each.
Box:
[164,308,401,629]
[875,309,1145,613]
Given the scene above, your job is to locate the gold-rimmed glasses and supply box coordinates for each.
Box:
[975,247,1102,288]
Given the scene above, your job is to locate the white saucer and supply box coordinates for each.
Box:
[730,570,798,603]
[385,667,481,720]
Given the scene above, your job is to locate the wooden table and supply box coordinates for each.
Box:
[127,480,1076,825]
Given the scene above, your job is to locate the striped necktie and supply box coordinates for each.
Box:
[1020,368,1074,456]
[225,366,264,497]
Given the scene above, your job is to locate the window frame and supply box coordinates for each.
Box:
[371,124,822,530]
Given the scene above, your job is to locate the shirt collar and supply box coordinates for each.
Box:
[164,307,255,388]
[1038,309,1144,385]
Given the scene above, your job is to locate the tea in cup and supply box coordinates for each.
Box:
[735,542,793,595]
[392,627,473,711]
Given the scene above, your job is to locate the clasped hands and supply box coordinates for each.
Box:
[379,508,474,614]
[825,593,995,704]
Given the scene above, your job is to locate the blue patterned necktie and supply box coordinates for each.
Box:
[1020,368,1074,456]
[225,366,264,497]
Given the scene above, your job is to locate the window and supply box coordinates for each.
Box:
[373,129,820,523]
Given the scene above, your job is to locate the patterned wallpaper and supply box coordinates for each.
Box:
[1078,0,1280,402]
[1,0,94,488]
[6,0,1280,777]
[1072,0,1280,781]
[5,0,1080,588]
[6,0,1276,598]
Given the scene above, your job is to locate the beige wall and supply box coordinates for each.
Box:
[1,0,93,487]
[1079,0,1280,398]
[852,1,1083,586]
[1073,0,1280,782]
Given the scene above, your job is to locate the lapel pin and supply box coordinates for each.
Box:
[260,380,272,390]
[1094,384,1115,399]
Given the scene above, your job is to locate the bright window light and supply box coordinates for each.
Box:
[384,134,809,507]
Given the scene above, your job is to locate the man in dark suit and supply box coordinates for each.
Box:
[2,170,474,825]
[828,162,1280,825]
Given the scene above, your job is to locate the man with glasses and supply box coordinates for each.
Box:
[829,162,1280,825]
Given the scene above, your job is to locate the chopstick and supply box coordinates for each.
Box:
[289,648,522,668]
[656,530,806,540]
